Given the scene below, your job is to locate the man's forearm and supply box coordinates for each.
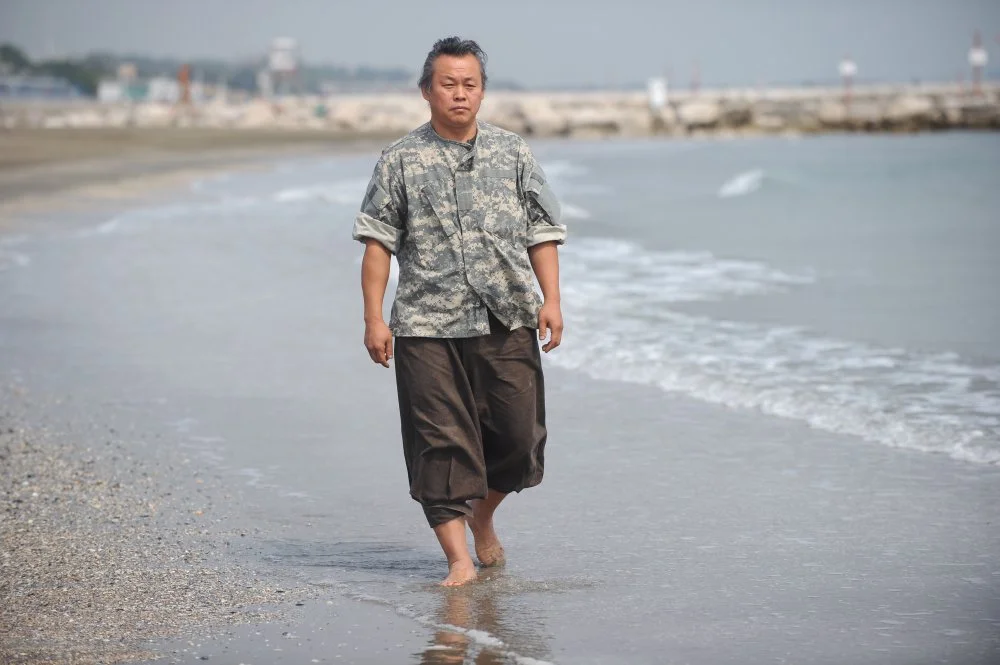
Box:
[528,241,561,303]
[361,240,392,323]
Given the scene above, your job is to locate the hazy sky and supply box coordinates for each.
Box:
[2,0,998,88]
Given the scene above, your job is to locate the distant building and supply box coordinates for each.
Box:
[647,77,668,110]
[268,37,299,75]
[147,76,181,103]
[267,37,300,97]
[96,76,196,104]
[0,74,83,99]
[97,79,125,103]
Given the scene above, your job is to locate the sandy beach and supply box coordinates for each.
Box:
[0,128,387,228]
[0,388,320,664]
[1,128,999,665]
[0,129,376,664]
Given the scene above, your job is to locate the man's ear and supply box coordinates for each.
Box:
[420,85,431,103]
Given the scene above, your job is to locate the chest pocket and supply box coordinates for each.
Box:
[478,168,525,240]
[419,184,459,237]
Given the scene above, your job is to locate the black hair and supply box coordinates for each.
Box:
[418,37,488,92]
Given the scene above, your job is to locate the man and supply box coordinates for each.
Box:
[352,37,566,586]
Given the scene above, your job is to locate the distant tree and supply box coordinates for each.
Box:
[0,44,104,95]
[35,59,100,95]
[0,42,427,96]
[0,43,32,72]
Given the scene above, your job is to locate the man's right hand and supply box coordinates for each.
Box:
[364,319,394,368]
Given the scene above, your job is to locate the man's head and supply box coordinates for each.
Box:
[419,37,487,137]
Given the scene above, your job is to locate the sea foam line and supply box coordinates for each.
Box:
[0,250,31,269]
[718,168,765,198]
[554,237,1000,465]
[75,177,369,237]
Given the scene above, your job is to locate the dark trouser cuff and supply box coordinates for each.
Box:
[423,502,472,528]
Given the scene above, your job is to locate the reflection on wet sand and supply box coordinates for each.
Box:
[419,587,503,665]
[417,573,552,665]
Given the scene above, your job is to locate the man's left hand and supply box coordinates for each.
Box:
[537,301,563,353]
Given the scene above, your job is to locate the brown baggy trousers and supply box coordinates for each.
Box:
[394,313,547,528]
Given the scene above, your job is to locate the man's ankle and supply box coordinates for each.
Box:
[447,553,473,566]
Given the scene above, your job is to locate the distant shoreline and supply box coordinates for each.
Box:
[1,82,998,224]
[0,128,386,225]
[2,81,998,140]
[0,127,393,172]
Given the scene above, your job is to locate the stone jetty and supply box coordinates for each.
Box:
[3,82,998,139]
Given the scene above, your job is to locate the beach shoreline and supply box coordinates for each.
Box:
[0,127,386,229]
[0,132,387,664]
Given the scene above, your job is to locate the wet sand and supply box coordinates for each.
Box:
[0,127,380,172]
[0,389,319,664]
[0,128,384,225]
[0,129,381,664]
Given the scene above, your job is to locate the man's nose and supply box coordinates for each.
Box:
[454,86,468,99]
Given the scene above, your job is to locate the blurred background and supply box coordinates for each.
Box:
[1,0,999,140]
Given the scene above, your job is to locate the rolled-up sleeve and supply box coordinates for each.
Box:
[352,155,406,254]
[520,143,567,247]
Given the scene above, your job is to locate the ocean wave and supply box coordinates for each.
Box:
[271,179,368,206]
[553,237,1000,465]
[718,169,765,198]
[563,238,813,305]
[77,197,261,237]
[0,250,31,270]
[542,160,589,180]
[76,177,368,237]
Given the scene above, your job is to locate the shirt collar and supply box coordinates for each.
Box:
[427,120,481,149]
[427,121,481,171]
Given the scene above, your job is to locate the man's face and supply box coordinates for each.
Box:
[422,54,484,130]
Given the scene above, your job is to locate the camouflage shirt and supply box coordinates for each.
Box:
[352,121,566,338]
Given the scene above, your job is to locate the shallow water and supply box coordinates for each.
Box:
[2,133,999,663]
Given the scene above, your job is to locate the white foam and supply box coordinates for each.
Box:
[561,204,591,220]
[563,238,813,306]
[0,250,31,269]
[93,219,121,235]
[543,159,610,196]
[169,417,198,433]
[542,160,588,179]
[552,237,1000,465]
[189,173,233,192]
[273,187,314,203]
[271,179,369,206]
[0,234,30,247]
[77,197,261,236]
[718,169,764,198]
[238,467,266,487]
[188,435,226,444]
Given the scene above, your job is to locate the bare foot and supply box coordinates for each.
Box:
[440,558,478,587]
[469,516,505,567]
